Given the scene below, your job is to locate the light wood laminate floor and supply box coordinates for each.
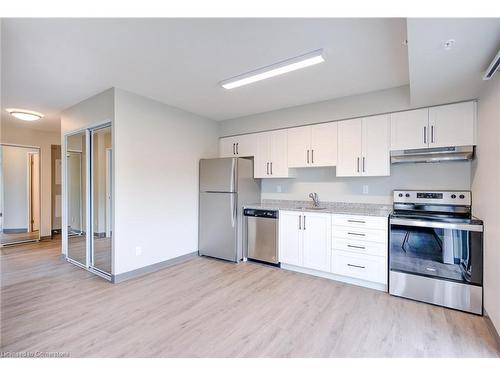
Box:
[1,238,499,357]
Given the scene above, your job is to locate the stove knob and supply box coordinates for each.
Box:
[459,194,465,199]
[398,193,403,197]
[451,194,456,199]
[405,193,410,198]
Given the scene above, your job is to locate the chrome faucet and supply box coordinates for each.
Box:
[309,192,320,207]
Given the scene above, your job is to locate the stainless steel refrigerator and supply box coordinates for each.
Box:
[199,157,260,262]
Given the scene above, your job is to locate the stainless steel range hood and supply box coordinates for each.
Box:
[391,146,474,164]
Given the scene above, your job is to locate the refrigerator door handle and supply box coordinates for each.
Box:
[230,194,236,228]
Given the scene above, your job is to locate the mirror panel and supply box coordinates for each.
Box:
[0,144,41,246]
[66,132,87,265]
[91,126,112,274]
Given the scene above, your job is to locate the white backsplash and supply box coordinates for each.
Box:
[261,162,472,205]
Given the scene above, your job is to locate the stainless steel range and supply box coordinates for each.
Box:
[389,190,483,315]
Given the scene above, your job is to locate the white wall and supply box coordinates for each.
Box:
[263,163,471,204]
[1,124,60,237]
[61,88,114,255]
[471,76,500,334]
[113,88,219,275]
[219,85,472,204]
[219,85,412,136]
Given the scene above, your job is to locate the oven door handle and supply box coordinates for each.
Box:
[390,217,483,232]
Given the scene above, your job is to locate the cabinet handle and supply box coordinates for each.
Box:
[233,143,235,155]
[298,215,301,230]
[423,127,427,144]
[307,149,310,164]
[348,232,365,236]
[266,162,269,175]
[270,162,273,175]
[303,215,306,230]
[347,263,366,269]
[362,157,365,172]
[311,149,314,164]
[236,143,239,154]
[431,126,434,143]
[357,157,360,172]
[348,219,365,224]
[347,244,366,250]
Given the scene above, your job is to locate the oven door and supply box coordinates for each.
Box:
[390,217,483,286]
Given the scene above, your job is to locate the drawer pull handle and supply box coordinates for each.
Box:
[347,263,365,269]
[348,220,366,224]
[347,244,365,250]
[348,232,365,236]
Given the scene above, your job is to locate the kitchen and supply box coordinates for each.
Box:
[1,14,500,363]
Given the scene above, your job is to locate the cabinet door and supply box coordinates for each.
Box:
[269,130,289,178]
[311,122,337,167]
[428,102,476,148]
[279,211,303,266]
[219,137,236,157]
[390,108,429,150]
[234,133,257,157]
[362,114,390,176]
[337,118,362,177]
[254,133,270,178]
[287,126,311,168]
[302,213,331,272]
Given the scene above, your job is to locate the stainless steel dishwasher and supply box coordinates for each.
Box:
[243,208,279,265]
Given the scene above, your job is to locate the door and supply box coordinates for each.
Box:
[390,108,429,150]
[362,115,390,176]
[219,137,236,157]
[199,192,237,262]
[268,130,289,178]
[428,102,476,148]
[234,133,257,157]
[28,152,40,231]
[310,122,337,167]
[287,126,310,168]
[105,148,112,237]
[254,133,270,178]
[279,211,302,266]
[337,118,362,177]
[199,158,236,192]
[302,213,331,272]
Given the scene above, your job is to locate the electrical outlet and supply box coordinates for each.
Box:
[363,185,369,194]
[135,246,142,256]
[276,185,282,193]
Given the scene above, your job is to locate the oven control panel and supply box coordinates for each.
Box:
[393,190,471,206]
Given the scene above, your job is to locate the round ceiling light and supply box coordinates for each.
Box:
[6,108,44,121]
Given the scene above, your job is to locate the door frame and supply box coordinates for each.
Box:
[0,143,41,246]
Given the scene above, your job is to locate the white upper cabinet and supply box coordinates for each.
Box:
[337,115,390,177]
[391,101,476,150]
[362,115,390,176]
[337,118,363,177]
[428,102,476,148]
[390,108,428,150]
[219,134,257,157]
[254,130,291,178]
[287,122,337,168]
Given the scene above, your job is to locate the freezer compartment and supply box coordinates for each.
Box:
[199,158,236,193]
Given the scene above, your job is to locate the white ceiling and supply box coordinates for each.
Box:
[407,18,500,107]
[1,18,409,131]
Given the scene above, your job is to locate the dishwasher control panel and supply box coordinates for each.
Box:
[243,208,278,219]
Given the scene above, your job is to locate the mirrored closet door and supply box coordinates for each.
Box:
[64,123,112,279]
[0,144,41,246]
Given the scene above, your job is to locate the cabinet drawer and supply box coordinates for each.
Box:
[332,214,388,230]
[332,226,387,244]
[332,238,387,257]
[332,250,387,284]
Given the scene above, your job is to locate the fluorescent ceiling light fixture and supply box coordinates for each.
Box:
[6,108,44,121]
[221,49,325,90]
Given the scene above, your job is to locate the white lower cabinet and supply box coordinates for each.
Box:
[279,211,331,272]
[279,211,389,290]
